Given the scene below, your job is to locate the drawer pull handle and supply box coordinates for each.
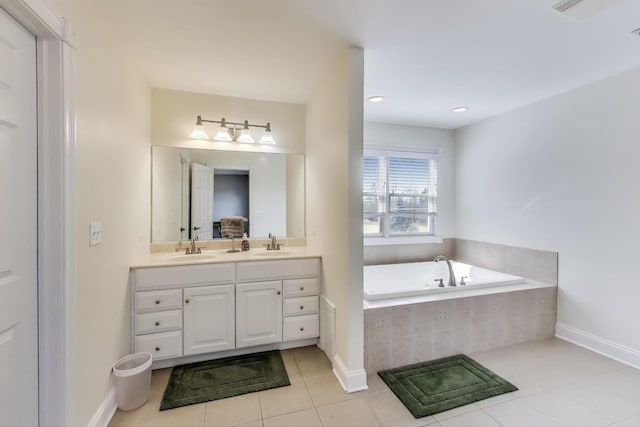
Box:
[155,321,160,326]
[300,305,304,310]
[155,346,160,352]
[299,286,305,291]
[185,299,190,304]
[276,291,281,295]
[155,300,161,305]
[299,327,305,331]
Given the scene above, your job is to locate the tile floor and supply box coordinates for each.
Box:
[109,339,640,427]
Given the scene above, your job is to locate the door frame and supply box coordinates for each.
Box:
[0,0,77,425]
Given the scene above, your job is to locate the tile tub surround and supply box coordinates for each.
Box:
[364,287,557,373]
[453,239,558,286]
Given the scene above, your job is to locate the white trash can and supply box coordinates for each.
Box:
[112,352,153,411]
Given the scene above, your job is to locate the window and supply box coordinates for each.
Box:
[363,149,438,238]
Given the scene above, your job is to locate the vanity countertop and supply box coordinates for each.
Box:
[130,246,321,269]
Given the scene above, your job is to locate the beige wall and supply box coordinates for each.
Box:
[455,65,640,353]
[306,46,364,376]
[151,88,306,154]
[44,0,151,424]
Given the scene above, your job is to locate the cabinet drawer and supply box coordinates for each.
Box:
[135,289,182,313]
[237,258,321,282]
[283,296,319,317]
[135,310,182,335]
[134,331,183,360]
[135,263,235,290]
[283,278,320,297]
[283,314,319,341]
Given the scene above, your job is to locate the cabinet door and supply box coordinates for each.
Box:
[183,284,235,356]
[236,281,283,348]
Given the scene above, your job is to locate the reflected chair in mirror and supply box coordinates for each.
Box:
[219,216,247,238]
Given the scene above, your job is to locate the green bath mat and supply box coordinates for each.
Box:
[378,354,517,418]
[160,350,290,410]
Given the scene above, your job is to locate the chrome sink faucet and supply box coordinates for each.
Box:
[434,255,456,287]
[185,228,202,255]
[266,233,283,251]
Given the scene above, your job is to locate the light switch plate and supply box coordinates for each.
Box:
[90,221,102,246]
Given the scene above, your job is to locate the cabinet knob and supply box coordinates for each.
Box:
[299,327,305,331]
[299,286,305,291]
[185,299,190,304]
[155,321,160,326]
[299,305,304,310]
[155,299,161,305]
[276,291,281,295]
[155,346,160,351]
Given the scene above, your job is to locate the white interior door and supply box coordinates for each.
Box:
[0,7,39,426]
[191,163,214,240]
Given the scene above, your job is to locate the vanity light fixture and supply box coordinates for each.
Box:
[189,115,275,144]
[451,106,469,113]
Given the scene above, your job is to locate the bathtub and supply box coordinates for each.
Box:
[363,260,525,300]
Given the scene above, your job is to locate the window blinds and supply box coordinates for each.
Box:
[363,151,438,236]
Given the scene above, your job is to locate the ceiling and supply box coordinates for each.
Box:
[98,0,640,129]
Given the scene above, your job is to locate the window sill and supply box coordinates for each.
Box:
[364,235,444,246]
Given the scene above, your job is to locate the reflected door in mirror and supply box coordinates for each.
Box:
[191,163,213,240]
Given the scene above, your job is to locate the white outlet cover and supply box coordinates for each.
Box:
[90,221,102,246]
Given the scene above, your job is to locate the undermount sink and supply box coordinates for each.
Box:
[254,251,295,257]
[164,253,218,262]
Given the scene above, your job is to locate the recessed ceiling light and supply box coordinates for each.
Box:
[368,96,385,103]
[451,106,469,113]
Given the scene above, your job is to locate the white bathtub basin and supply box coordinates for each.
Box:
[364,260,525,300]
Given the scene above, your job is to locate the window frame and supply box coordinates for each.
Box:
[363,147,442,245]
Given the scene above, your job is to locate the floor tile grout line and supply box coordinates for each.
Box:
[515,397,558,423]
[479,405,504,426]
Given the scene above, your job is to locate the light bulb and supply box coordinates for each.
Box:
[259,130,276,145]
[214,125,232,142]
[237,128,255,143]
[189,124,210,140]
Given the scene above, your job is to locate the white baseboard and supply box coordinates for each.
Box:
[556,323,640,369]
[332,354,368,393]
[88,387,117,427]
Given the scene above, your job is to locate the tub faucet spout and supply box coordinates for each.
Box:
[434,255,456,287]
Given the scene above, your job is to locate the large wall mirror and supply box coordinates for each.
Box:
[152,146,305,242]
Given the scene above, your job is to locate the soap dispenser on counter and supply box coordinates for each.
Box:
[241,233,250,251]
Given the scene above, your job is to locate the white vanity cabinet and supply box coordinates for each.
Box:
[132,263,235,361]
[131,256,321,365]
[237,259,321,344]
[236,281,283,348]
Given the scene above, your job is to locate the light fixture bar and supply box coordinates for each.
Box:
[191,115,275,144]
[199,116,270,130]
